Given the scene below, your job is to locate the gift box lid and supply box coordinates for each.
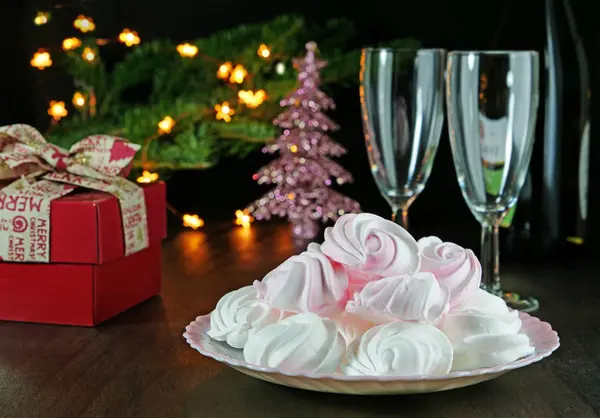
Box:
[48,181,166,264]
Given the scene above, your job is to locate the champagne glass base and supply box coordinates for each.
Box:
[481,284,540,313]
[501,292,539,313]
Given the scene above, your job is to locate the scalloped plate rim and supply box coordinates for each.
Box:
[183,311,560,382]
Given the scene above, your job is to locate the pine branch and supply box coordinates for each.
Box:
[48,14,418,171]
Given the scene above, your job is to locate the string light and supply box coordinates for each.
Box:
[257,44,271,59]
[214,102,234,123]
[158,116,175,134]
[34,11,50,26]
[235,210,254,229]
[118,29,141,47]
[217,62,232,80]
[48,101,67,121]
[73,15,95,33]
[275,62,286,75]
[229,64,247,84]
[177,43,198,58]
[72,92,86,108]
[30,49,52,70]
[82,47,96,62]
[62,37,82,51]
[183,214,204,230]
[137,170,159,184]
[238,90,266,108]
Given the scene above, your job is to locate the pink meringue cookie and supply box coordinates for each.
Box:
[321,213,420,292]
[417,236,481,309]
[254,245,348,314]
[345,272,449,325]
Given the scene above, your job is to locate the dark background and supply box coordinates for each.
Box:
[1,0,598,254]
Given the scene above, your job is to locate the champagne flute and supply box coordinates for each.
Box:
[446,51,540,312]
[359,48,446,229]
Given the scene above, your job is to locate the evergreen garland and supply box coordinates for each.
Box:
[45,14,418,170]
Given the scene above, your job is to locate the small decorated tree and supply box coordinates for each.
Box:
[247,42,360,239]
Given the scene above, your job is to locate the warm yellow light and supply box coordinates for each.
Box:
[238,90,267,109]
[82,47,96,62]
[235,209,254,228]
[34,11,50,26]
[229,64,247,84]
[72,92,86,108]
[217,62,233,80]
[289,144,298,153]
[30,49,52,70]
[177,43,198,58]
[183,214,204,230]
[118,29,140,47]
[62,37,82,51]
[73,15,95,33]
[158,116,176,134]
[48,101,68,121]
[137,170,159,184]
[257,44,271,59]
[214,102,234,123]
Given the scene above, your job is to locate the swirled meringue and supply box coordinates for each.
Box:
[253,245,348,314]
[345,272,449,325]
[417,236,481,309]
[207,286,284,349]
[439,289,535,371]
[343,321,453,376]
[327,311,375,346]
[306,242,322,252]
[322,213,420,291]
[244,313,346,373]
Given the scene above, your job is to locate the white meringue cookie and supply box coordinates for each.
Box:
[439,289,535,371]
[343,321,453,376]
[207,286,284,349]
[244,313,346,373]
[307,242,322,252]
[466,287,510,314]
[253,245,348,314]
[327,310,375,346]
[345,272,450,325]
[417,236,481,310]
[321,213,420,287]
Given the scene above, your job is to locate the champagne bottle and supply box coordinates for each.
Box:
[541,0,591,255]
[489,0,590,261]
[502,0,590,259]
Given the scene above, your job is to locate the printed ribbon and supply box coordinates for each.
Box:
[0,124,148,263]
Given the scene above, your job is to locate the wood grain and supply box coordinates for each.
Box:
[0,223,598,418]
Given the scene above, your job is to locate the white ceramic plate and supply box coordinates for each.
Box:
[183,312,559,395]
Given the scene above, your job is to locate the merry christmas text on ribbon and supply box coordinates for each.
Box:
[0,124,148,263]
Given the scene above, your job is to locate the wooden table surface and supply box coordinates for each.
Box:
[0,223,598,418]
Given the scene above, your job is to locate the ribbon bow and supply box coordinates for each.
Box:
[0,124,139,181]
[0,124,148,263]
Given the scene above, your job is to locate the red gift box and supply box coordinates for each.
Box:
[0,182,166,326]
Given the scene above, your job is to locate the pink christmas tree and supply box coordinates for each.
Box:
[246,41,360,239]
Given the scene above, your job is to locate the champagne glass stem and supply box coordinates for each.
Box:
[480,220,501,294]
[391,206,410,230]
[401,207,409,230]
